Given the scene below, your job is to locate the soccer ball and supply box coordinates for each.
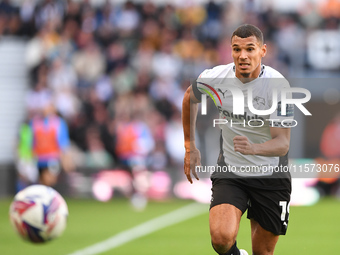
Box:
[9,185,68,243]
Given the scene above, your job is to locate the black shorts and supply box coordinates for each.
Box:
[210,177,291,235]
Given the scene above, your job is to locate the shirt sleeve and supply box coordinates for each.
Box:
[192,80,202,101]
[194,68,223,107]
[192,69,211,101]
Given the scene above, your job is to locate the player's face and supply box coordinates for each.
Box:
[231,35,266,80]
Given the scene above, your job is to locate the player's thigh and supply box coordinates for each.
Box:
[209,204,243,243]
[250,219,279,255]
[209,178,248,243]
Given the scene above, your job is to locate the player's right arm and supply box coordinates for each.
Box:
[182,85,201,184]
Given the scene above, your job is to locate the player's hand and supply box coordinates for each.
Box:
[184,147,201,184]
[233,136,255,155]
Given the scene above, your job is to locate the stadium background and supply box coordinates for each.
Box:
[0,0,340,254]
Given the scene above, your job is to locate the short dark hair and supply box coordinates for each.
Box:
[231,24,264,45]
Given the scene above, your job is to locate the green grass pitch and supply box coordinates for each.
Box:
[1,197,339,254]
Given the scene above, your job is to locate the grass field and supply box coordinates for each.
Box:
[1,197,340,255]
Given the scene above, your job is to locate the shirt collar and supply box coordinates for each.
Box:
[233,64,265,78]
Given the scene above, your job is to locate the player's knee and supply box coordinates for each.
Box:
[211,230,236,252]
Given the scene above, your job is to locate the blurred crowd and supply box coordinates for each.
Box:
[1,0,340,191]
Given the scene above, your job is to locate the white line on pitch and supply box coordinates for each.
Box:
[67,202,207,255]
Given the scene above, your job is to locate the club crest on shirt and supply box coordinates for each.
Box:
[253,96,265,107]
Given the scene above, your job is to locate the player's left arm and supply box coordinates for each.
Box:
[233,127,290,157]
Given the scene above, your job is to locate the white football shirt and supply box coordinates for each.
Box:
[193,63,294,177]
